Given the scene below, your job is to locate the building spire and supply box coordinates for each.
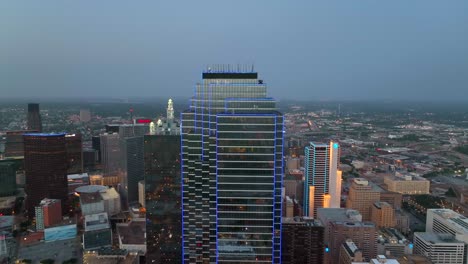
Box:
[167,98,174,121]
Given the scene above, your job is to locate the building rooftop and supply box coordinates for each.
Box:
[38,198,60,207]
[117,220,146,245]
[282,217,323,226]
[317,208,363,223]
[343,240,361,257]
[415,232,462,244]
[80,192,103,204]
[374,201,392,209]
[76,185,108,193]
[429,208,468,233]
[370,255,400,264]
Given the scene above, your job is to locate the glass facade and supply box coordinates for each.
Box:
[181,69,283,263]
[145,135,182,263]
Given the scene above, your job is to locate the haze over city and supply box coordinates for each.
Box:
[2,1,468,101]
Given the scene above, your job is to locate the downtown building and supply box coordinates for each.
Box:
[27,103,42,132]
[303,141,342,218]
[23,133,68,218]
[181,67,283,263]
[144,99,181,263]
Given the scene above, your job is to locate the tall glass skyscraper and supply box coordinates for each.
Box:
[181,66,284,263]
[303,141,342,218]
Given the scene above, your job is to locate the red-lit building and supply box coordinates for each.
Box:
[24,133,68,218]
[35,198,62,230]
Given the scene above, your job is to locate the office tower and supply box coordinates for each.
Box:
[346,178,381,221]
[145,134,181,263]
[0,160,17,197]
[426,209,468,245]
[80,109,91,122]
[4,130,37,157]
[304,141,342,218]
[100,133,120,176]
[281,217,324,264]
[65,133,83,174]
[35,198,62,230]
[24,133,68,218]
[76,185,121,216]
[339,239,364,264]
[371,202,396,228]
[121,136,144,204]
[317,208,363,249]
[328,221,377,264]
[413,232,465,264]
[181,67,283,263]
[384,174,430,195]
[92,136,101,163]
[27,103,42,132]
[83,212,112,250]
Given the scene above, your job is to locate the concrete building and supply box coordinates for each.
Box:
[413,232,465,264]
[304,141,342,218]
[281,217,324,264]
[317,208,363,245]
[116,220,146,254]
[327,221,377,264]
[83,212,112,250]
[384,174,430,195]
[339,239,364,264]
[346,178,381,221]
[35,198,62,230]
[371,201,396,228]
[426,208,468,245]
[376,228,412,258]
[76,185,120,216]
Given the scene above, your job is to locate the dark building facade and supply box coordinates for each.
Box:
[144,134,181,263]
[27,103,42,132]
[281,217,325,264]
[121,136,144,204]
[4,130,37,157]
[65,133,83,174]
[0,160,18,197]
[24,133,68,218]
[91,136,101,163]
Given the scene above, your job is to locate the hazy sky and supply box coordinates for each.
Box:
[1,1,468,101]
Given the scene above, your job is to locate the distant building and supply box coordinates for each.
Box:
[27,103,42,132]
[371,201,396,228]
[413,232,465,264]
[0,160,18,197]
[317,208,363,245]
[100,133,120,176]
[151,99,180,136]
[281,217,324,264]
[65,133,83,174]
[35,198,62,230]
[384,174,430,195]
[4,130,37,157]
[304,141,342,218]
[80,109,91,122]
[121,136,144,204]
[346,178,381,221]
[24,133,68,218]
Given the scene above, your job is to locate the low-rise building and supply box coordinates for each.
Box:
[384,174,430,195]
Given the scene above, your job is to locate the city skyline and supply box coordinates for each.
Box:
[2,1,468,101]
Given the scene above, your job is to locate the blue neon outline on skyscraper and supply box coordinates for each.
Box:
[180,111,185,262]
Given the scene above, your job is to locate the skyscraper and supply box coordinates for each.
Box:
[145,134,181,263]
[304,141,342,218]
[100,133,120,176]
[24,133,68,218]
[181,66,284,263]
[121,136,144,204]
[65,133,83,175]
[27,103,42,132]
